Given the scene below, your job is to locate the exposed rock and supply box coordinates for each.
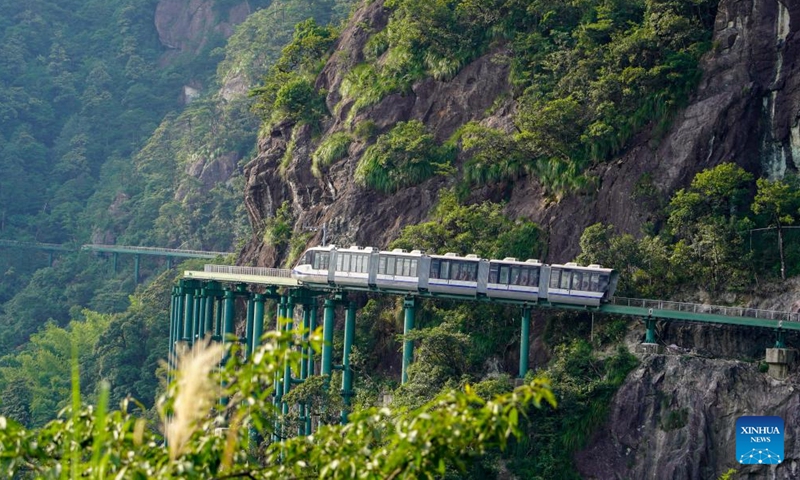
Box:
[240,0,800,265]
[575,354,800,479]
[155,0,251,62]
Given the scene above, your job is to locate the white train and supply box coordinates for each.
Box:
[292,245,618,306]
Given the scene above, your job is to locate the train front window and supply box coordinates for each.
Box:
[302,251,314,266]
[598,275,609,292]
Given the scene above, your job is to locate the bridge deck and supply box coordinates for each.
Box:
[184,265,800,332]
[82,244,230,258]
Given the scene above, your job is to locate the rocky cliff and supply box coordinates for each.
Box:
[240,0,800,266]
[575,353,799,479]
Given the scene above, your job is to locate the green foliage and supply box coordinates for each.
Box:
[353,119,379,141]
[312,131,353,177]
[0,326,555,479]
[263,201,294,250]
[506,342,638,479]
[391,189,542,259]
[355,120,455,192]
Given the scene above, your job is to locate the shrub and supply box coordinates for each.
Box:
[311,131,352,177]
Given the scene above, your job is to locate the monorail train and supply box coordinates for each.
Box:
[291,245,619,306]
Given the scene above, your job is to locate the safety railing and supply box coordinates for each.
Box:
[84,244,231,257]
[610,297,800,322]
[203,265,293,279]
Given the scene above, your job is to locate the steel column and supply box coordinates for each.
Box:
[644,317,656,344]
[113,252,118,273]
[519,307,531,378]
[192,291,202,342]
[321,299,336,377]
[307,304,317,377]
[341,301,357,423]
[300,307,311,380]
[223,290,235,347]
[183,288,194,342]
[134,254,141,284]
[252,294,266,352]
[401,297,415,384]
[282,297,294,416]
[775,330,786,349]
[214,297,223,337]
[245,294,255,357]
[204,291,214,336]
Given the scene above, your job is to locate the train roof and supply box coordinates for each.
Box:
[488,257,542,265]
[550,262,614,272]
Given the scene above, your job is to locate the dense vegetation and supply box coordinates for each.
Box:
[323,0,717,194]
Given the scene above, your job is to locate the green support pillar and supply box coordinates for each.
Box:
[401,297,415,384]
[197,292,207,340]
[340,301,357,423]
[176,287,185,345]
[252,294,266,352]
[48,251,54,267]
[245,294,255,357]
[300,307,311,380]
[134,254,141,284]
[222,289,236,352]
[192,291,202,342]
[183,287,194,343]
[214,297,223,337]
[204,292,214,336]
[166,257,172,270]
[321,299,336,377]
[282,297,294,416]
[168,289,177,373]
[113,253,118,273]
[307,304,317,377]
[775,329,786,349]
[519,307,531,379]
[644,317,656,344]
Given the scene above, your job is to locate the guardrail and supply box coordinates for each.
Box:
[203,265,293,279]
[609,297,800,322]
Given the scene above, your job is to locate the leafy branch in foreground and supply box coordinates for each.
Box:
[0,321,555,479]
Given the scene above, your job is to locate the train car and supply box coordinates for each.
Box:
[292,245,336,285]
[426,252,485,296]
[293,246,618,307]
[329,245,375,288]
[374,249,425,291]
[546,262,618,306]
[485,258,543,301]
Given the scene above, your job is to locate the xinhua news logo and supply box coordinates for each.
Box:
[736,416,784,465]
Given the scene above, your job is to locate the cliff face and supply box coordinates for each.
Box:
[155,0,252,58]
[575,354,800,479]
[240,0,800,266]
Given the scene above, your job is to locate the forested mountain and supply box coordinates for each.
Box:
[1,0,799,477]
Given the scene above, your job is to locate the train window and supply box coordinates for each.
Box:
[598,274,609,292]
[403,258,412,276]
[388,256,397,275]
[590,273,600,291]
[315,252,330,270]
[303,251,314,266]
[336,253,344,271]
[451,262,461,280]
[499,266,509,284]
[378,256,386,274]
[429,259,439,279]
[440,261,450,280]
[489,264,499,283]
[530,267,540,286]
[550,270,560,288]
[510,267,520,285]
[560,270,571,290]
[354,254,363,273]
[410,259,418,277]
[465,262,477,281]
[571,272,582,290]
[581,273,590,291]
[519,268,529,286]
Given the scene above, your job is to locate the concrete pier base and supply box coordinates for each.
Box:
[765,348,797,380]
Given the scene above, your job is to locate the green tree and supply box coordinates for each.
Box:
[751,177,800,280]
